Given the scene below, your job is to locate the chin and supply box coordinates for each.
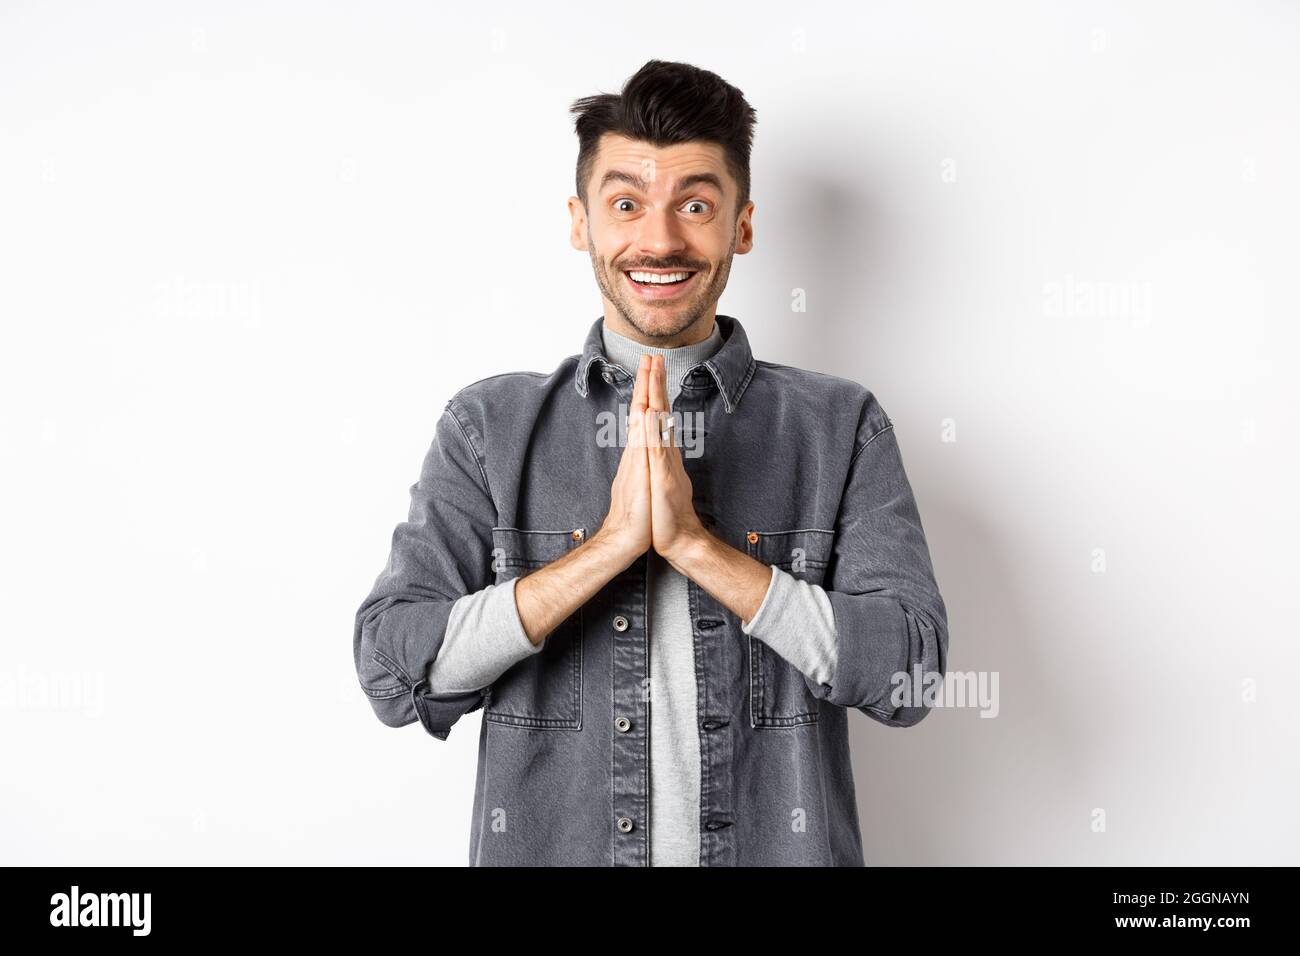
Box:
[631,310,696,338]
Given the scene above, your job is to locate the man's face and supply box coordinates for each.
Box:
[569,133,754,343]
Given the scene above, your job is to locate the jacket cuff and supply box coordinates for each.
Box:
[410,679,483,741]
[813,591,909,710]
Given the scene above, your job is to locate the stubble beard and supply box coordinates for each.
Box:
[588,229,735,342]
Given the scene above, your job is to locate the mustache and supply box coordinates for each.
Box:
[615,262,705,272]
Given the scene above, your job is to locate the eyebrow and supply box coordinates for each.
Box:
[598,169,724,196]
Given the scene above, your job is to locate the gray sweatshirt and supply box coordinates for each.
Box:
[427,318,839,865]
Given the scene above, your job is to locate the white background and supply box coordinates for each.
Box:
[2,0,1297,865]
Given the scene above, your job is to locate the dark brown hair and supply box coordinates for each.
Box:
[570,59,757,217]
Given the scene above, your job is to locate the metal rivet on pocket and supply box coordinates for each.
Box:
[572,528,584,541]
[746,531,759,544]
[615,716,631,732]
[617,816,634,833]
[612,615,629,632]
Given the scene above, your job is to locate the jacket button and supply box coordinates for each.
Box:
[612,615,629,632]
[617,816,634,833]
[615,716,631,732]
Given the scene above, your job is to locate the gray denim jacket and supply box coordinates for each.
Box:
[353,314,949,866]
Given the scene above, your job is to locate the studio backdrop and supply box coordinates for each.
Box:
[1,0,1296,864]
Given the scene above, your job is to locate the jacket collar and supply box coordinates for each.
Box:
[574,313,756,414]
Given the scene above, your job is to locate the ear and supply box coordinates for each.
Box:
[734,199,755,255]
[568,196,588,251]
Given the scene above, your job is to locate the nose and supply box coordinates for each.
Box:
[635,204,687,260]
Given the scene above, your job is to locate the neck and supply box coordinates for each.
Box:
[601,310,717,349]
[600,317,725,405]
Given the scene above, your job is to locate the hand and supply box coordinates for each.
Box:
[592,354,654,567]
[643,354,708,568]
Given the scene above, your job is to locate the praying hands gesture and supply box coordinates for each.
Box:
[515,353,771,646]
[644,355,710,565]
[592,354,707,567]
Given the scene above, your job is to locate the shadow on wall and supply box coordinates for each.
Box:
[846,495,1087,866]
[762,167,1089,866]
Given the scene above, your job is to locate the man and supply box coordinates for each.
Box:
[353,59,949,866]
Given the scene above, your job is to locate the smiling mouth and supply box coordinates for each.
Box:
[623,269,698,290]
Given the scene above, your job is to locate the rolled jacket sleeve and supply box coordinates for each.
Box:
[807,410,949,728]
[352,399,497,740]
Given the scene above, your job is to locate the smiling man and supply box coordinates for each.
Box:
[353,59,949,866]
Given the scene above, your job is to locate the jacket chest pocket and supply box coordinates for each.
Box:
[483,527,586,731]
[744,527,836,728]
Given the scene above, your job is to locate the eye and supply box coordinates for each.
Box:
[683,200,712,215]
[613,198,638,213]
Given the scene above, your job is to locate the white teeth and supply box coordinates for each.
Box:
[628,270,692,284]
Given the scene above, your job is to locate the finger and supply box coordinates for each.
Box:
[625,355,650,451]
[645,356,669,453]
[648,354,667,412]
[631,353,649,412]
[643,393,662,449]
[646,417,677,479]
[626,402,646,450]
[654,356,679,449]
